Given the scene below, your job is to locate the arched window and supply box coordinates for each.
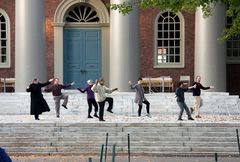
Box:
[65,4,99,23]
[154,11,184,68]
[0,9,10,68]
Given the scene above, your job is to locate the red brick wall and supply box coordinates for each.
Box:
[0,0,15,78]
[140,9,195,89]
[44,0,62,79]
[1,0,239,94]
[44,0,110,79]
[227,64,240,95]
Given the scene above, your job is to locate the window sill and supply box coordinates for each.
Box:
[153,63,185,68]
[0,63,11,68]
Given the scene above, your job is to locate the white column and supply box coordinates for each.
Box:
[195,4,226,92]
[101,26,110,86]
[53,24,64,83]
[15,0,46,91]
[110,0,140,91]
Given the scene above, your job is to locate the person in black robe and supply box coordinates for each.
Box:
[26,78,53,120]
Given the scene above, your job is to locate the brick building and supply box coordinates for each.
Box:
[0,0,239,94]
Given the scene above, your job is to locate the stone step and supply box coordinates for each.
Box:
[0,136,237,143]
[0,126,238,133]
[4,146,238,154]
[0,119,239,156]
[0,141,237,148]
[7,151,239,157]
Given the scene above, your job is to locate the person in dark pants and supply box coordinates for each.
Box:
[175,81,195,121]
[129,78,151,117]
[77,80,99,118]
[91,78,118,121]
[45,78,74,118]
[26,78,53,120]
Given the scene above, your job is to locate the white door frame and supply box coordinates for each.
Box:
[53,0,110,84]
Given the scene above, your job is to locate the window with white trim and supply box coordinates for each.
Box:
[226,17,240,63]
[0,9,10,68]
[154,11,184,68]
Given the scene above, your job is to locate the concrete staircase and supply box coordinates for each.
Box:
[0,91,239,116]
[0,122,239,156]
[0,92,240,156]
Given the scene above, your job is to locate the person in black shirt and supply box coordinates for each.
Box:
[175,81,196,121]
[26,78,53,120]
[190,76,214,118]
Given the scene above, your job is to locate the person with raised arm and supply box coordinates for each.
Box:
[45,78,74,118]
[129,78,151,118]
[190,76,214,118]
[175,81,195,121]
[77,80,99,119]
[91,78,118,121]
[26,78,53,120]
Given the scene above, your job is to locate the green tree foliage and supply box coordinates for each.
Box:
[110,0,240,41]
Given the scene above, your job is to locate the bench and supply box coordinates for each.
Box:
[142,77,174,93]
[0,78,15,92]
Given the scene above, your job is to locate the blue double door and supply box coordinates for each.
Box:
[64,29,101,88]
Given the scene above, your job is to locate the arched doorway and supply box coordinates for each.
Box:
[53,0,110,88]
[63,4,102,88]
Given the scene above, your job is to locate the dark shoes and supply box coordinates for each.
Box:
[195,115,202,118]
[62,104,68,109]
[88,115,93,118]
[94,113,99,118]
[35,118,40,120]
[56,115,60,118]
[99,119,105,122]
[107,109,113,113]
[178,117,194,121]
[190,107,194,114]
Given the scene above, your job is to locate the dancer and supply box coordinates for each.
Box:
[129,78,151,117]
[175,81,195,121]
[77,80,99,118]
[190,75,214,118]
[91,78,118,121]
[26,78,53,120]
[45,78,74,118]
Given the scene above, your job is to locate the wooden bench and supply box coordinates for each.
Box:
[142,77,174,93]
[0,78,15,92]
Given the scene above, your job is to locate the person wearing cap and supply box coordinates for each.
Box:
[129,78,151,117]
[91,78,118,121]
[77,80,99,118]
[45,78,74,118]
[26,78,53,120]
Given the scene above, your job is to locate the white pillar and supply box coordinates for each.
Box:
[110,0,140,91]
[15,0,46,91]
[53,24,64,83]
[195,4,226,92]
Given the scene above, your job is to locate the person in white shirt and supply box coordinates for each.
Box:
[91,78,118,121]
